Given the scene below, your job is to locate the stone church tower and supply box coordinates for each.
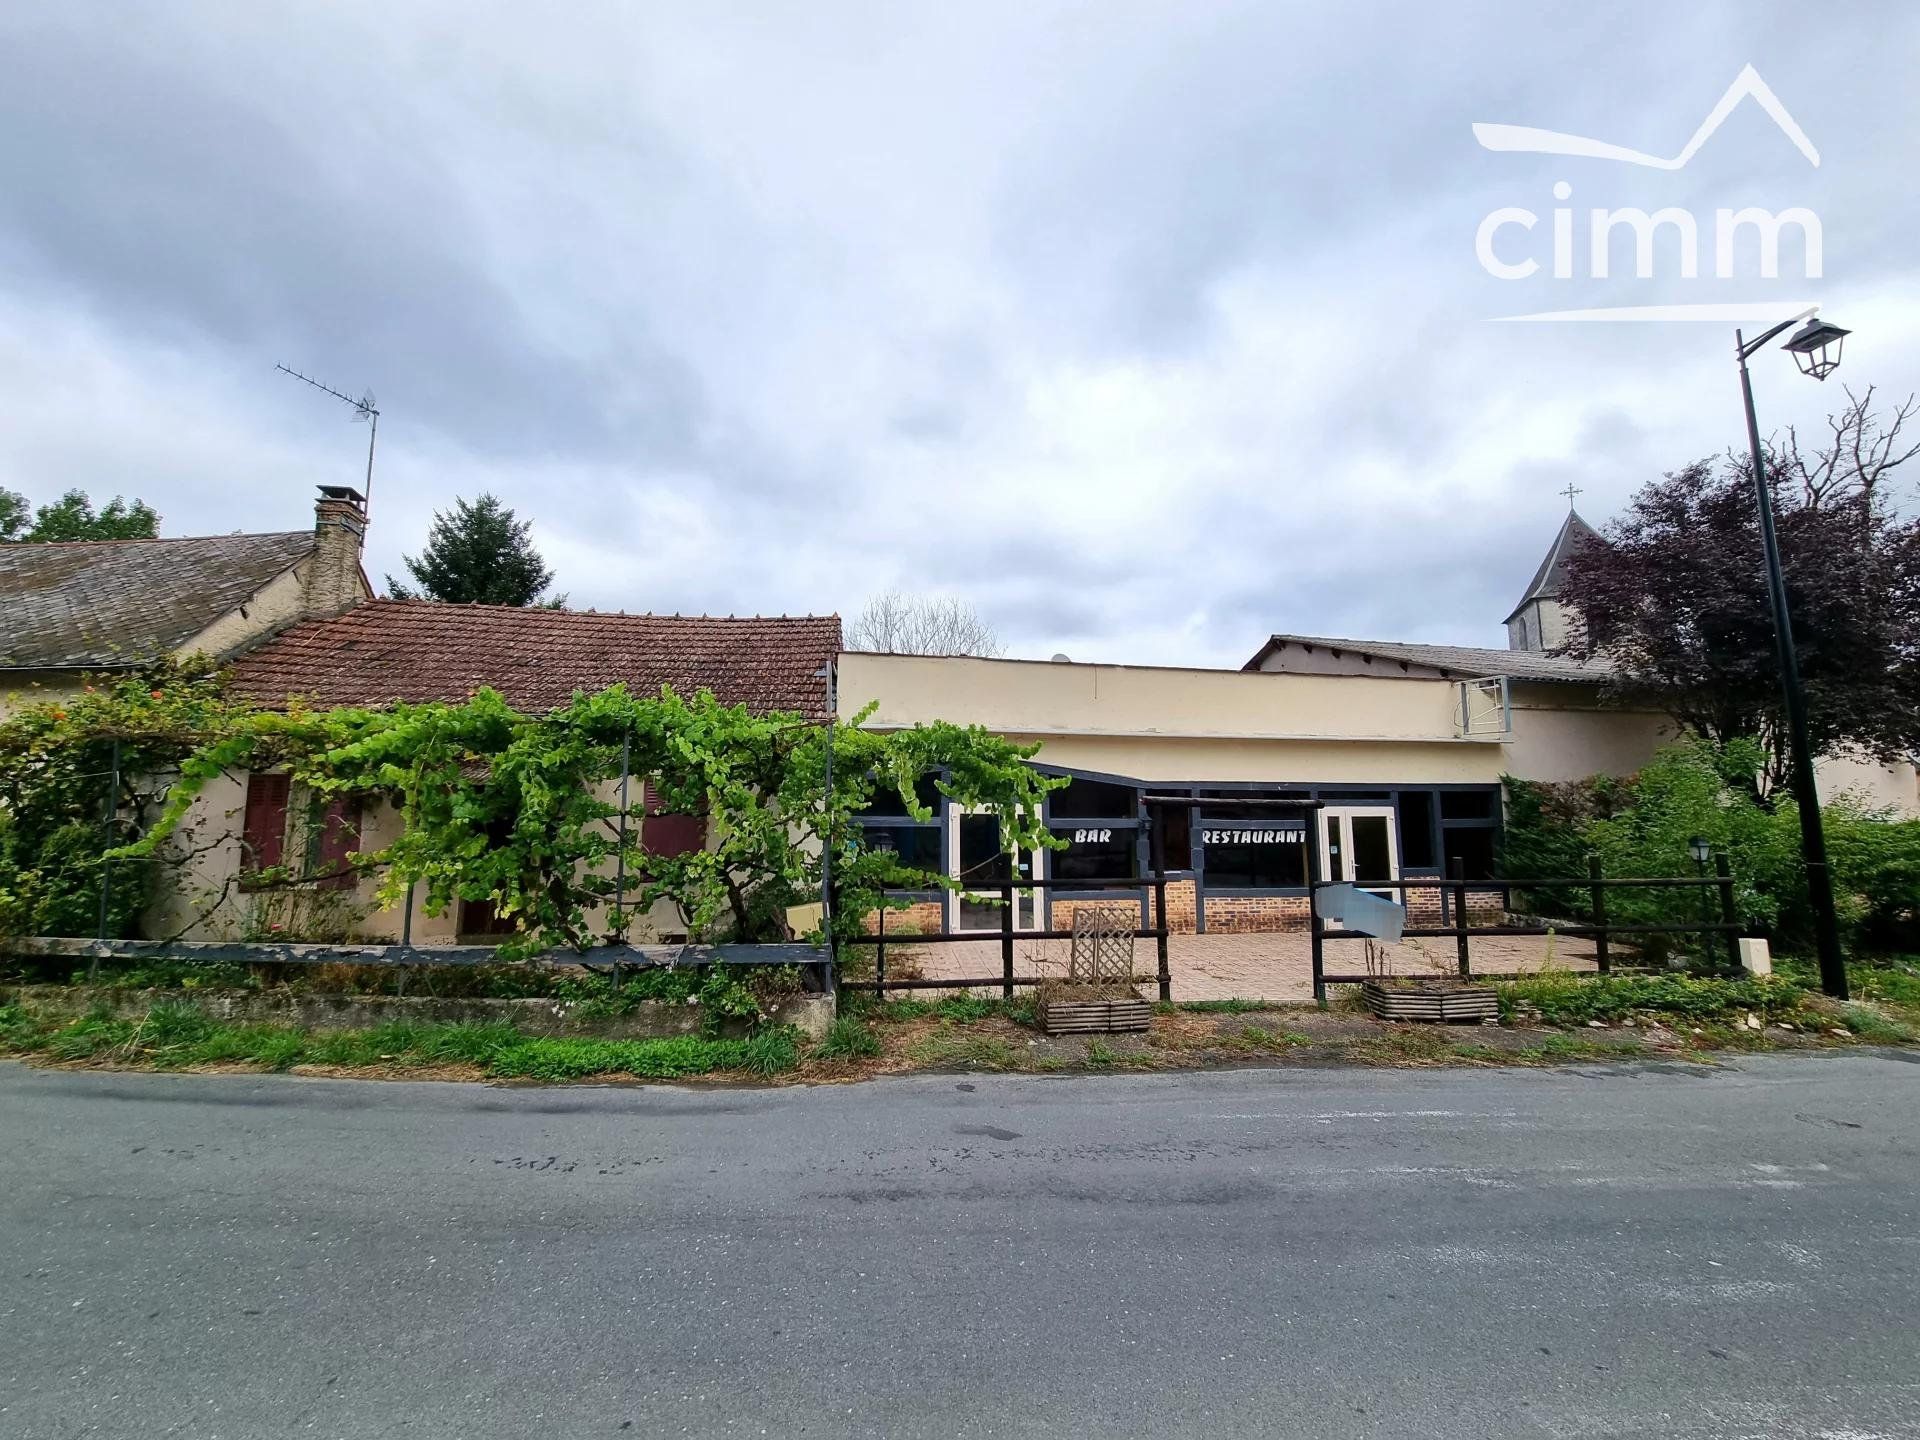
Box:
[1505,510,1600,652]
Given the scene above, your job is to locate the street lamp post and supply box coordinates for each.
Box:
[1733,311,1852,1000]
[814,662,839,993]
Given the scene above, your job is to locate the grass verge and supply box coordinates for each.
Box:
[0,1001,800,1081]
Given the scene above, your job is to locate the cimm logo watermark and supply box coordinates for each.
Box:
[1472,65,1823,321]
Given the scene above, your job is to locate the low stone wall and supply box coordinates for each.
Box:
[0,986,835,1043]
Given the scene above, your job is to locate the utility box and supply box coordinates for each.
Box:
[1738,937,1772,977]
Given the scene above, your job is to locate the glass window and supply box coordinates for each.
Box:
[1440,789,1497,821]
[858,824,941,873]
[859,773,945,819]
[1048,777,1140,819]
[1201,825,1310,889]
[1352,815,1393,885]
[1149,804,1191,872]
[1398,791,1436,869]
[1049,827,1138,883]
[1442,826,1498,881]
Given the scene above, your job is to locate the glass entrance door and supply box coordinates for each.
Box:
[1319,806,1400,896]
[948,810,1038,932]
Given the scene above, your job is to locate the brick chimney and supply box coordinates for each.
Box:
[304,485,368,616]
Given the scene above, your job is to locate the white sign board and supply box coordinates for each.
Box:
[1314,884,1407,943]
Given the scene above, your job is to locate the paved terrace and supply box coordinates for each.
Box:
[867,931,1604,1003]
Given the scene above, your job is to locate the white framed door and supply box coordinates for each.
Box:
[947,809,1039,932]
[1318,806,1400,895]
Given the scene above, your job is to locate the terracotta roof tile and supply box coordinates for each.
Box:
[1,531,316,669]
[227,600,843,718]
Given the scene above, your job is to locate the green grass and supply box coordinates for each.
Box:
[866,994,1033,1027]
[0,1000,802,1081]
[814,1016,882,1060]
[902,1031,1024,1070]
[1497,973,1807,1027]
[1838,1004,1918,1046]
[1156,998,1275,1015]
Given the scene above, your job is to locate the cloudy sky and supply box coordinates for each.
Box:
[2,2,1915,666]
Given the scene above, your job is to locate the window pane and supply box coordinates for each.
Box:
[1398,792,1436,869]
[1149,804,1191,872]
[1049,777,1139,819]
[1202,827,1310,888]
[958,814,1012,886]
[1199,798,1310,822]
[859,824,941,873]
[1440,789,1496,820]
[859,773,944,818]
[1049,827,1137,882]
[1352,815,1393,884]
[1442,826,1498,881]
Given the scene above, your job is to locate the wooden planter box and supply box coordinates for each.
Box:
[1038,995,1152,1035]
[1362,981,1499,1024]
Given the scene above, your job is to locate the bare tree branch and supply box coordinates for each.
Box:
[845,590,1002,657]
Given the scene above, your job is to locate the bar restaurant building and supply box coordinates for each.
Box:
[838,632,1674,937]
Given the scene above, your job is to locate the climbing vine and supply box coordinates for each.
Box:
[0,660,251,939]
[77,680,1061,958]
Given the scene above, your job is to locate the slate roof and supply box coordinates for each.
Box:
[1244,633,1611,685]
[228,600,844,719]
[1503,510,1602,623]
[0,531,317,669]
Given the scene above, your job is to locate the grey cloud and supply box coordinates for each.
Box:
[2,0,1917,672]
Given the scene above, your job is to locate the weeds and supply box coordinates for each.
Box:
[1161,998,1274,1015]
[814,1016,882,1060]
[1498,973,1806,1027]
[903,1031,1023,1070]
[1839,1004,1917,1045]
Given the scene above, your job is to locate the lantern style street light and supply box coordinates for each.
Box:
[1781,317,1850,381]
[1733,309,1850,999]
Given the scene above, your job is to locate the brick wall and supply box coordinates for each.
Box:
[860,900,944,935]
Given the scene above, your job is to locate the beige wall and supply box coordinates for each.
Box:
[184,563,313,661]
[839,652,1483,747]
[0,669,93,719]
[1818,753,1920,819]
[837,652,1671,788]
[1502,683,1675,784]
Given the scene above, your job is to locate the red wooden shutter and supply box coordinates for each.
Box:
[313,798,362,891]
[242,773,290,875]
[642,782,706,858]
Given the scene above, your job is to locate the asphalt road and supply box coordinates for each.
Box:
[3,1053,1918,1440]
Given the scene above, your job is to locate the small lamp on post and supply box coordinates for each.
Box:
[1687,835,1712,874]
[1781,318,1850,381]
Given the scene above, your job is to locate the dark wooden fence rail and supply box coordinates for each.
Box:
[838,875,1176,1002]
[1308,852,1741,1007]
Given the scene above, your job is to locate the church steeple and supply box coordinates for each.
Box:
[1505,510,1600,652]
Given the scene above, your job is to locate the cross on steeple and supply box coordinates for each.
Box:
[1560,481,1583,511]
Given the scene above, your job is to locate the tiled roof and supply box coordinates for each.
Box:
[228,600,843,718]
[0,531,316,669]
[1247,633,1610,684]
[1503,510,1602,623]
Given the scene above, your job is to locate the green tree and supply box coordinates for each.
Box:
[386,494,565,607]
[0,488,160,542]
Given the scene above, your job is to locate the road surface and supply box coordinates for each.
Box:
[3,1052,1917,1438]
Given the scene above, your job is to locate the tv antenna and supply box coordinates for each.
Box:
[276,364,381,519]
